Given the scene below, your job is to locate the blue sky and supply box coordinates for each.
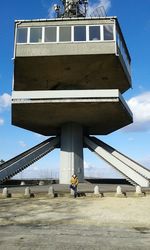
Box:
[0,0,150,179]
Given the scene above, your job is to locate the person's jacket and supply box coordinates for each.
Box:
[70,176,78,186]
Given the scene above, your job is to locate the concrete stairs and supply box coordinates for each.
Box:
[0,136,59,183]
[84,136,150,187]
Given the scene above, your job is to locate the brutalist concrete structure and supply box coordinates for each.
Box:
[11,15,134,184]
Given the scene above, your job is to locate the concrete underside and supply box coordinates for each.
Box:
[14,54,130,93]
[12,95,132,136]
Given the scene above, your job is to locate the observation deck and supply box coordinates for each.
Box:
[12,16,132,135]
[14,17,131,93]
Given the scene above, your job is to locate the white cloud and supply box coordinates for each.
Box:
[0,118,4,125]
[48,4,55,18]
[41,0,54,17]
[35,133,48,140]
[124,92,150,132]
[18,140,27,148]
[127,137,134,141]
[84,160,95,170]
[84,159,122,178]
[88,0,111,16]
[0,93,11,111]
[138,84,144,91]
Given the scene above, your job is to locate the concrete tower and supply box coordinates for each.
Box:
[11,1,133,184]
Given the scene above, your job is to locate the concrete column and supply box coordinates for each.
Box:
[60,122,84,184]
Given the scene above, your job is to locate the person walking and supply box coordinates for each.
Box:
[70,174,79,198]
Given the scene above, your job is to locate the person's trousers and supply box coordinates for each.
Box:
[70,185,77,198]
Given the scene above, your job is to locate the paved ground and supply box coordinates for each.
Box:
[0,185,150,250]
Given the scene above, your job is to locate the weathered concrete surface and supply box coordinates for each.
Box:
[60,123,84,184]
[0,196,150,250]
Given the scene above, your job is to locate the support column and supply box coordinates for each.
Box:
[60,123,84,184]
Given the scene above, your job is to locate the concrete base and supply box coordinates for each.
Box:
[134,192,145,197]
[60,123,84,184]
[115,193,126,198]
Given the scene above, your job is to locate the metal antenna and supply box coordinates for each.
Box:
[90,5,107,18]
[53,0,88,18]
[53,4,61,18]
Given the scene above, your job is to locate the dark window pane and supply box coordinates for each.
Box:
[104,25,114,40]
[17,28,27,43]
[89,26,100,41]
[30,28,42,43]
[59,26,71,42]
[45,27,56,42]
[74,26,86,41]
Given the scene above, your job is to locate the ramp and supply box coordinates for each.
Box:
[90,136,150,179]
[0,136,59,183]
[84,136,149,187]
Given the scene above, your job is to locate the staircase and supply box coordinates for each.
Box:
[84,136,150,187]
[0,136,60,183]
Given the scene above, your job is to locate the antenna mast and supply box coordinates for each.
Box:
[54,0,88,18]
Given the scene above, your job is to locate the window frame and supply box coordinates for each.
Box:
[16,23,115,44]
[16,27,28,44]
[58,26,72,43]
[44,26,57,43]
[73,25,87,42]
[88,25,101,42]
[103,24,114,41]
[29,27,43,44]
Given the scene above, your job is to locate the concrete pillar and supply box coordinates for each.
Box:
[94,185,100,195]
[60,122,84,184]
[39,180,44,186]
[20,181,25,186]
[94,185,103,197]
[135,185,145,197]
[24,187,31,197]
[135,185,142,194]
[115,185,126,197]
[116,186,122,195]
[48,186,55,198]
[2,187,11,198]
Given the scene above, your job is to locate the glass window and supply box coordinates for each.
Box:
[30,27,42,43]
[59,26,71,42]
[45,27,56,42]
[89,26,100,41]
[74,26,86,41]
[104,25,114,40]
[17,28,27,43]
